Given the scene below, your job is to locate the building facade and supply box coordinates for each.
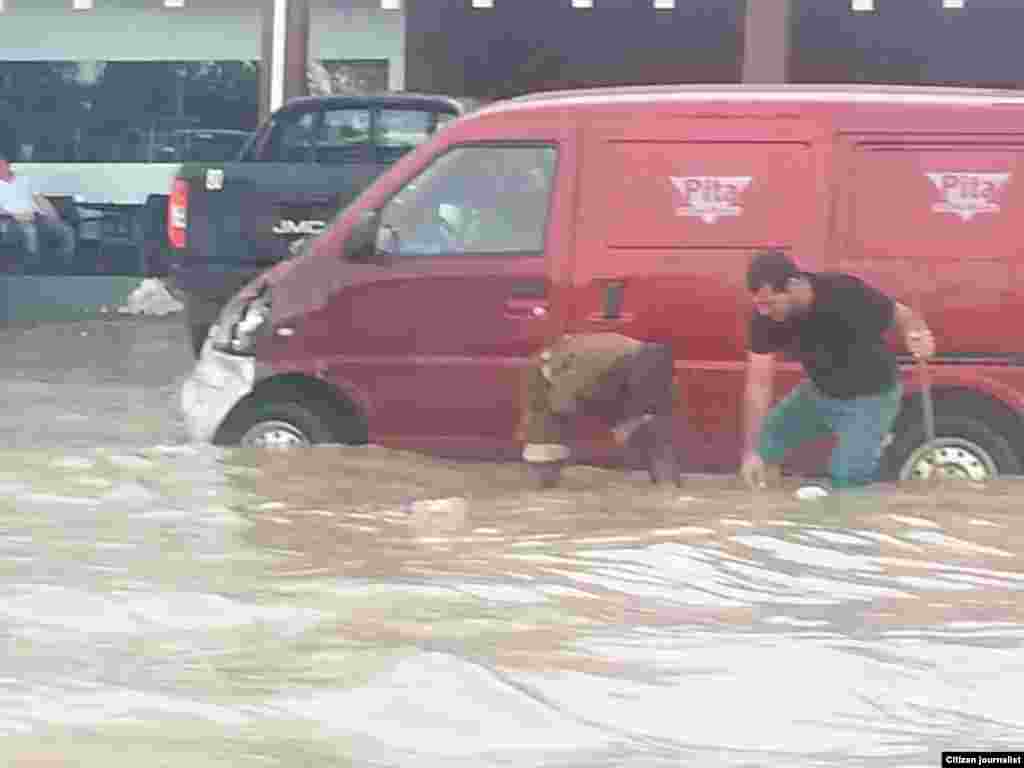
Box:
[1,0,1020,232]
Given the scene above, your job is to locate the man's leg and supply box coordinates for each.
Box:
[758,380,835,478]
[36,215,75,271]
[17,220,40,273]
[520,362,572,489]
[826,384,903,490]
[615,343,681,486]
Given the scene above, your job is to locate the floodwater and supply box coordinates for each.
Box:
[0,319,1021,766]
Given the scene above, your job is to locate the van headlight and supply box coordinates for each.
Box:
[211,288,271,356]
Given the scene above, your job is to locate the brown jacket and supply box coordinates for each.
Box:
[519,333,646,459]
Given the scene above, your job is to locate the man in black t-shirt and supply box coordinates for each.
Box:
[740,251,936,492]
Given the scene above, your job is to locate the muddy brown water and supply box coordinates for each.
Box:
[0,319,1020,766]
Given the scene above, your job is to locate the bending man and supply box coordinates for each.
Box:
[741,250,935,493]
[520,332,681,489]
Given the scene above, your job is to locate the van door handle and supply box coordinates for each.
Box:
[586,312,635,323]
[508,279,547,298]
[504,299,549,319]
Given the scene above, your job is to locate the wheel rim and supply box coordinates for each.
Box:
[239,420,311,449]
[898,436,998,482]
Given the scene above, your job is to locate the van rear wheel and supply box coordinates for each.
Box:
[220,401,336,449]
[883,412,1021,482]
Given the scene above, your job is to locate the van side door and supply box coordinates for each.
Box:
[570,117,826,472]
[317,135,574,459]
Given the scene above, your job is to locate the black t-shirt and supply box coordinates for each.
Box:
[749,272,898,399]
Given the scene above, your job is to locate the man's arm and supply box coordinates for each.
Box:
[892,302,936,360]
[742,351,775,458]
[892,302,927,335]
[32,193,61,220]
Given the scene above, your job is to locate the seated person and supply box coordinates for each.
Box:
[0,148,75,271]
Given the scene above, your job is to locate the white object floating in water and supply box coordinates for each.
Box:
[794,485,830,501]
[117,278,184,316]
[409,497,468,516]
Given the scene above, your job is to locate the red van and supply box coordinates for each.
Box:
[181,84,1024,483]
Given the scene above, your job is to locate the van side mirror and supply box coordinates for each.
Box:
[345,209,380,263]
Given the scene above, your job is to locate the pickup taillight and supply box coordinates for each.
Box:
[168,177,189,249]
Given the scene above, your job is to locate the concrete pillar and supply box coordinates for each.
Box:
[259,0,310,121]
[742,0,792,84]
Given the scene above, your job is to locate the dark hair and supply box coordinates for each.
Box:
[747,249,800,293]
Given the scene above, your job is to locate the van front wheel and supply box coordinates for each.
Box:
[221,401,336,449]
[883,413,1021,483]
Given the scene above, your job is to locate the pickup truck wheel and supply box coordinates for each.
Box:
[883,412,1021,483]
[227,401,336,449]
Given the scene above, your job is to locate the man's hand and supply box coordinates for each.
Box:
[740,452,768,490]
[906,328,935,361]
[13,211,34,223]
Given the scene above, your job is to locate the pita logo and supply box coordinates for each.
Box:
[669,176,753,223]
[926,172,1011,221]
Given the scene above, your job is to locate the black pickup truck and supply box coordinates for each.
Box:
[166,93,467,356]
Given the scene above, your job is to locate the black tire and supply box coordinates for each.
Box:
[883,411,1021,482]
[215,400,337,448]
[190,322,211,358]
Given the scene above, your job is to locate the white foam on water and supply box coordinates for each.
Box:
[50,457,95,470]
[889,515,942,528]
[455,583,547,605]
[890,575,976,592]
[270,651,611,756]
[102,482,158,505]
[19,493,97,507]
[858,532,925,552]
[17,688,247,728]
[734,535,882,572]
[108,454,154,470]
[763,615,831,628]
[803,530,872,547]
[907,531,1015,558]
[136,508,191,521]
[1,585,324,635]
[650,526,715,537]
[968,518,1002,527]
[202,506,251,528]
[151,444,201,456]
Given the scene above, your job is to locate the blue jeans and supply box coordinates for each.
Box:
[759,380,903,489]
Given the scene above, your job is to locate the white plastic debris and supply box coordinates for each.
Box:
[795,485,830,501]
[408,497,469,517]
[117,278,184,316]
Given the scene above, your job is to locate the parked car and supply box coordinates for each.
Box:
[181,83,1024,482]
[166,93,467,357]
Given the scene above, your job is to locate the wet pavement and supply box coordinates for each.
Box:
[0,318,1021,766]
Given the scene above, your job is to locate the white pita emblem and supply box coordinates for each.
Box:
[926,172,1010,221]
[670,176,753,223]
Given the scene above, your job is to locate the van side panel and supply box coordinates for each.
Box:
[837,137,1024,360]
[569,118,826,472]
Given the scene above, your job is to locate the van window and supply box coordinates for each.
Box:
[377,144,557,257]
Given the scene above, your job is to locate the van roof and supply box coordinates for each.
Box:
[486,83,1024,114]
